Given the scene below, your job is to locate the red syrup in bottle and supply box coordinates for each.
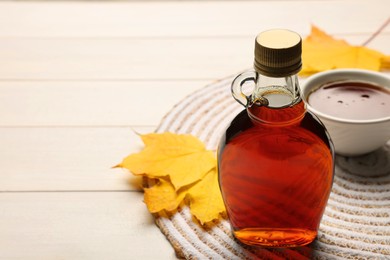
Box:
[219,99,334,247]
[218,29,334,247]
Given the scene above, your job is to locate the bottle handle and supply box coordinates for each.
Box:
[231,70,257,107]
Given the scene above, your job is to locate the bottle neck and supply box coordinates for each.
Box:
[247,73,305,125]
[249,73,301,109]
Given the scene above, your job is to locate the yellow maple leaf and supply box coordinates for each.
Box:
[144,178,186,213]
[119,132,216,190]
[118,132,226,224]
[187,167,226,225]
[301,25,389,75]
[143,168,225,224]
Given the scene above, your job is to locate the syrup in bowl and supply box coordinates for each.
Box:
[307,80,390,121]
[302,68,390,156]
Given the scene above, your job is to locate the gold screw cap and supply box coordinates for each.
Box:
[254,29,302,77]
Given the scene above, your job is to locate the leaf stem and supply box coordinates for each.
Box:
[362,16,390,46]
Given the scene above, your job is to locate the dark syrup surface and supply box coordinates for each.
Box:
[308,81,390,120]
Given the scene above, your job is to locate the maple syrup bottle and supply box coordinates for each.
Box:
[218,29,334,247]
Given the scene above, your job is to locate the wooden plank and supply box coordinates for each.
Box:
[0,1,388,37]
[0,35,388,81]
[0,37,253,80]
[0,192,176,259]
[0,81,206,126]
[0,127,154,191]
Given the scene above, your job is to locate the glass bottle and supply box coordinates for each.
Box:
[218,29,334,247]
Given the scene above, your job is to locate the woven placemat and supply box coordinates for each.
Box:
[154,75,390,259]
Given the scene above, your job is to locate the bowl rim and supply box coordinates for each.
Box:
[301,68,390,124]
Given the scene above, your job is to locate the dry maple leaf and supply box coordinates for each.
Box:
[119,132,216,190]
[143,167,224,225]
[187,167,225,224]
[144,178,186,213]
[118,132,226,224]
[301,25,390,75]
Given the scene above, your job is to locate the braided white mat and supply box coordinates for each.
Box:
[154,76,390,259]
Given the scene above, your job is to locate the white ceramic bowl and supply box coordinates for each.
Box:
[301,69,390,156]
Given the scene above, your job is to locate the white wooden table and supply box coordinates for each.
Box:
[0,1,388,259]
